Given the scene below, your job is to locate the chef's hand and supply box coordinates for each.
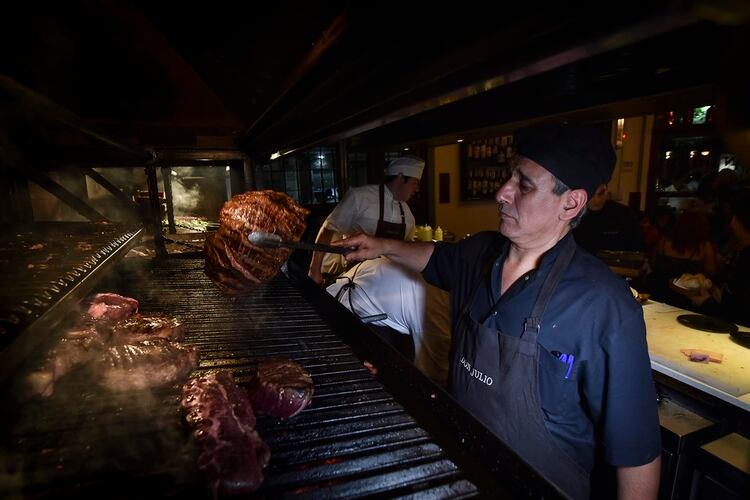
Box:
[332,233,386,263]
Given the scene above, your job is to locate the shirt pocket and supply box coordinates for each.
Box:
[538,346,581,423]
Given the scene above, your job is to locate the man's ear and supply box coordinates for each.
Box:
[560,189,588,221]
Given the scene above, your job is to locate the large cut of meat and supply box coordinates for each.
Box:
[248,359,314,419]
[181,371,270,497]
[26,317,111,397]
[110,314,185,344]
[96,339,199,392]
[204,190,309,295]
[85,293,139,321]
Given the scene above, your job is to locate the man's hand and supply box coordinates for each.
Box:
[333,233,435,273]
[333,233,388,263]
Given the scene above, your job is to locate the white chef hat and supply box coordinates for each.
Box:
[384,155,425,180]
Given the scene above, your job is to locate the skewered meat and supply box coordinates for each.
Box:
[85,292,139,321]
[248,359,314,419]
[204,191,309,295]
[96,339,199,392]
[181,371,270,497]
[110,314,185,343]
[26,317,111,397]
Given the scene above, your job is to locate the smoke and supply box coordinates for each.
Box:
[170,174,202,215]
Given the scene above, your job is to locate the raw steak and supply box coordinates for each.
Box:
[248,359,314,419]
[85,293,139,321]
[181,371,270,496]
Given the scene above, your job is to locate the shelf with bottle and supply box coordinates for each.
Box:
[461,134,514,200]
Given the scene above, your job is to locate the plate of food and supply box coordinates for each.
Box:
[670,273,712,296]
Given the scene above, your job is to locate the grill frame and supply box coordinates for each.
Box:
[0,223,143,385]
[1,256,567,499]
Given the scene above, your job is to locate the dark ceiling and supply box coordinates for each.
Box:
[1,1,748,163]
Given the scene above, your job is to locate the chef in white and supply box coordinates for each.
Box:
[327,256,451,386]
[308,156,423,285]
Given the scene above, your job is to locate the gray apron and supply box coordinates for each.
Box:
[448,236,590,499]
[375,184,406,240]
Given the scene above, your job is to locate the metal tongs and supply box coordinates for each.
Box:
[248,231,352,255]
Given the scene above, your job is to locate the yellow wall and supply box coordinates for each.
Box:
[609,116,653,211]
[429,144,500,238]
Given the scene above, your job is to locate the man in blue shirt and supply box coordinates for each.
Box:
[336,123,661,499]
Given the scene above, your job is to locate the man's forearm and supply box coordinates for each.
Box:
[379,239,435,272]
[617,456,660,500]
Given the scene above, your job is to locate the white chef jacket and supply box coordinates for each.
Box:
[318,184,416,275]
[326,257,451,385]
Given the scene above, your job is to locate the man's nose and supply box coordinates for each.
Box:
[496,179,513,204]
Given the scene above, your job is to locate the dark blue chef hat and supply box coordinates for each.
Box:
[514,122,616,199]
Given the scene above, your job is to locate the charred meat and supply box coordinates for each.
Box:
[110,313,185,343]
[181,371,270,497]
[204,191,309,295]
[96,338,199,392]
[85,292,139,321]
[26,318,110,397]
[248,359,314,419]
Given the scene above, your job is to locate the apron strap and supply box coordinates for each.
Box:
[523,235,577,338]
[379,184,405,225]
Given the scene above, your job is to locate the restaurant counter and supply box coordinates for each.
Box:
[644,300,750,413]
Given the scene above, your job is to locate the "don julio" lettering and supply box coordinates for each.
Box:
[459,356,493,386]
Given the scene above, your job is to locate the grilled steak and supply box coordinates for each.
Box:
[205,191,309,295]
[110,313,185,343]
[85,292,139,321]
[96,339,199,392]
[181,371,270,497]
[26,318,111,397]
[248,359,314,419]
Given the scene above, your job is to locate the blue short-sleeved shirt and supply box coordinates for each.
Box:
[422,231,661,471]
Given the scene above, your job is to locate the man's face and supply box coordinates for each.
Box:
[392,175,420,202]
[495,156,568,245]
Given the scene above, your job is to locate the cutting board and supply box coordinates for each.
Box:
[643,302,750,397]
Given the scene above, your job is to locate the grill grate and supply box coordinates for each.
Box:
[2,258,481,499]
[0,223,143,384]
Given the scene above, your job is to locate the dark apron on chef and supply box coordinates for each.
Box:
[448,236,590,499]
[374,184,406,240]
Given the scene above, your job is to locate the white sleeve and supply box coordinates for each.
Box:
[322,188,360,234]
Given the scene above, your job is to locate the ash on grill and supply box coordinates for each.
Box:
[204,191,309,295]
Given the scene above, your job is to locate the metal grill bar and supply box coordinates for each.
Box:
[0,223,143,384]
[2,258,483,499]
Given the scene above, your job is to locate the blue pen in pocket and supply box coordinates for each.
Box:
[551,351,575,379]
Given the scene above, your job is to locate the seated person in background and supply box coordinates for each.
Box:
[648,210,717,307]
[674,191,750,327]
[573,183,645,256]
[308,156,424,286]
[327,257,451,386]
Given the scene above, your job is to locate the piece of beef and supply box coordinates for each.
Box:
[181,371,270,497]
[96,339,199,392]
[85,293,139,321]
[110,313,185,344]
[204,191,309,295]
[26,318,111,397]
[248,359,314,419]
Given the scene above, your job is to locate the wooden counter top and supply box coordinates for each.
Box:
[644,301,750,413]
